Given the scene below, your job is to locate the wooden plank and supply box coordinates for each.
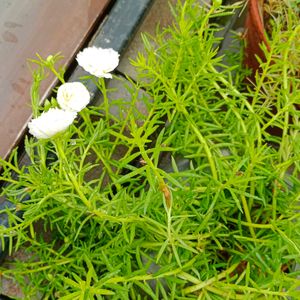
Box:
[0,0,111,159]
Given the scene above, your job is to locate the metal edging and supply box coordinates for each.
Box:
[68,0,154,102]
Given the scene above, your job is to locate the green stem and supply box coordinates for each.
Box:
[240,194,256,239]
[138,143,173,244]
[227,217,273,229]
[183,263,239,294]
[49,66,65,84]
[38,140,47,171]
[80,109,94,134]
[138,143,172,208]
[75,123,122,192]
[54,138,92,210]
[3,258,73,275]
[183,110,218,181]
[99,77,109,121]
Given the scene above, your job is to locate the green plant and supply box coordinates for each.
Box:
[0,0,300,299]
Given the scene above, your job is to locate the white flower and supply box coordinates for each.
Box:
[76,47,119,78]
[57,82,90,112]
[28,108,77,139]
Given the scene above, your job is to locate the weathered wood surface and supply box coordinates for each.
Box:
[0,0,111,159]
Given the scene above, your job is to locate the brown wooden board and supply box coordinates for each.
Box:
[0,0,111,159]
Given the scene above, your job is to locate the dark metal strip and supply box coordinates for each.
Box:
[68,0,154,100]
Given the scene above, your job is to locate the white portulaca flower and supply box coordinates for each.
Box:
[57,82,90,112]
[76,46,120,78]
[28,108,77,139]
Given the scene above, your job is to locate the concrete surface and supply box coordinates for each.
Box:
[117,0,177,79]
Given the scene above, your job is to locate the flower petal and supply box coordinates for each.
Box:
[28,108,77,139]
[57,82,90,112]
[76,47,119,78]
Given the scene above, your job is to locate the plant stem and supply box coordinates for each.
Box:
[138,143,172,209]
[240,194,256,239]
[227,217,273,229]
[49,66,65,84]
[54,138,92,210]
[99,77,109,121]
[183,263,239,294]
[183,109,218,181]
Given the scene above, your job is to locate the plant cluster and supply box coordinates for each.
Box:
[0,0,299,299]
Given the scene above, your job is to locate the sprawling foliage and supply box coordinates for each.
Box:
[1,1,299,298]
